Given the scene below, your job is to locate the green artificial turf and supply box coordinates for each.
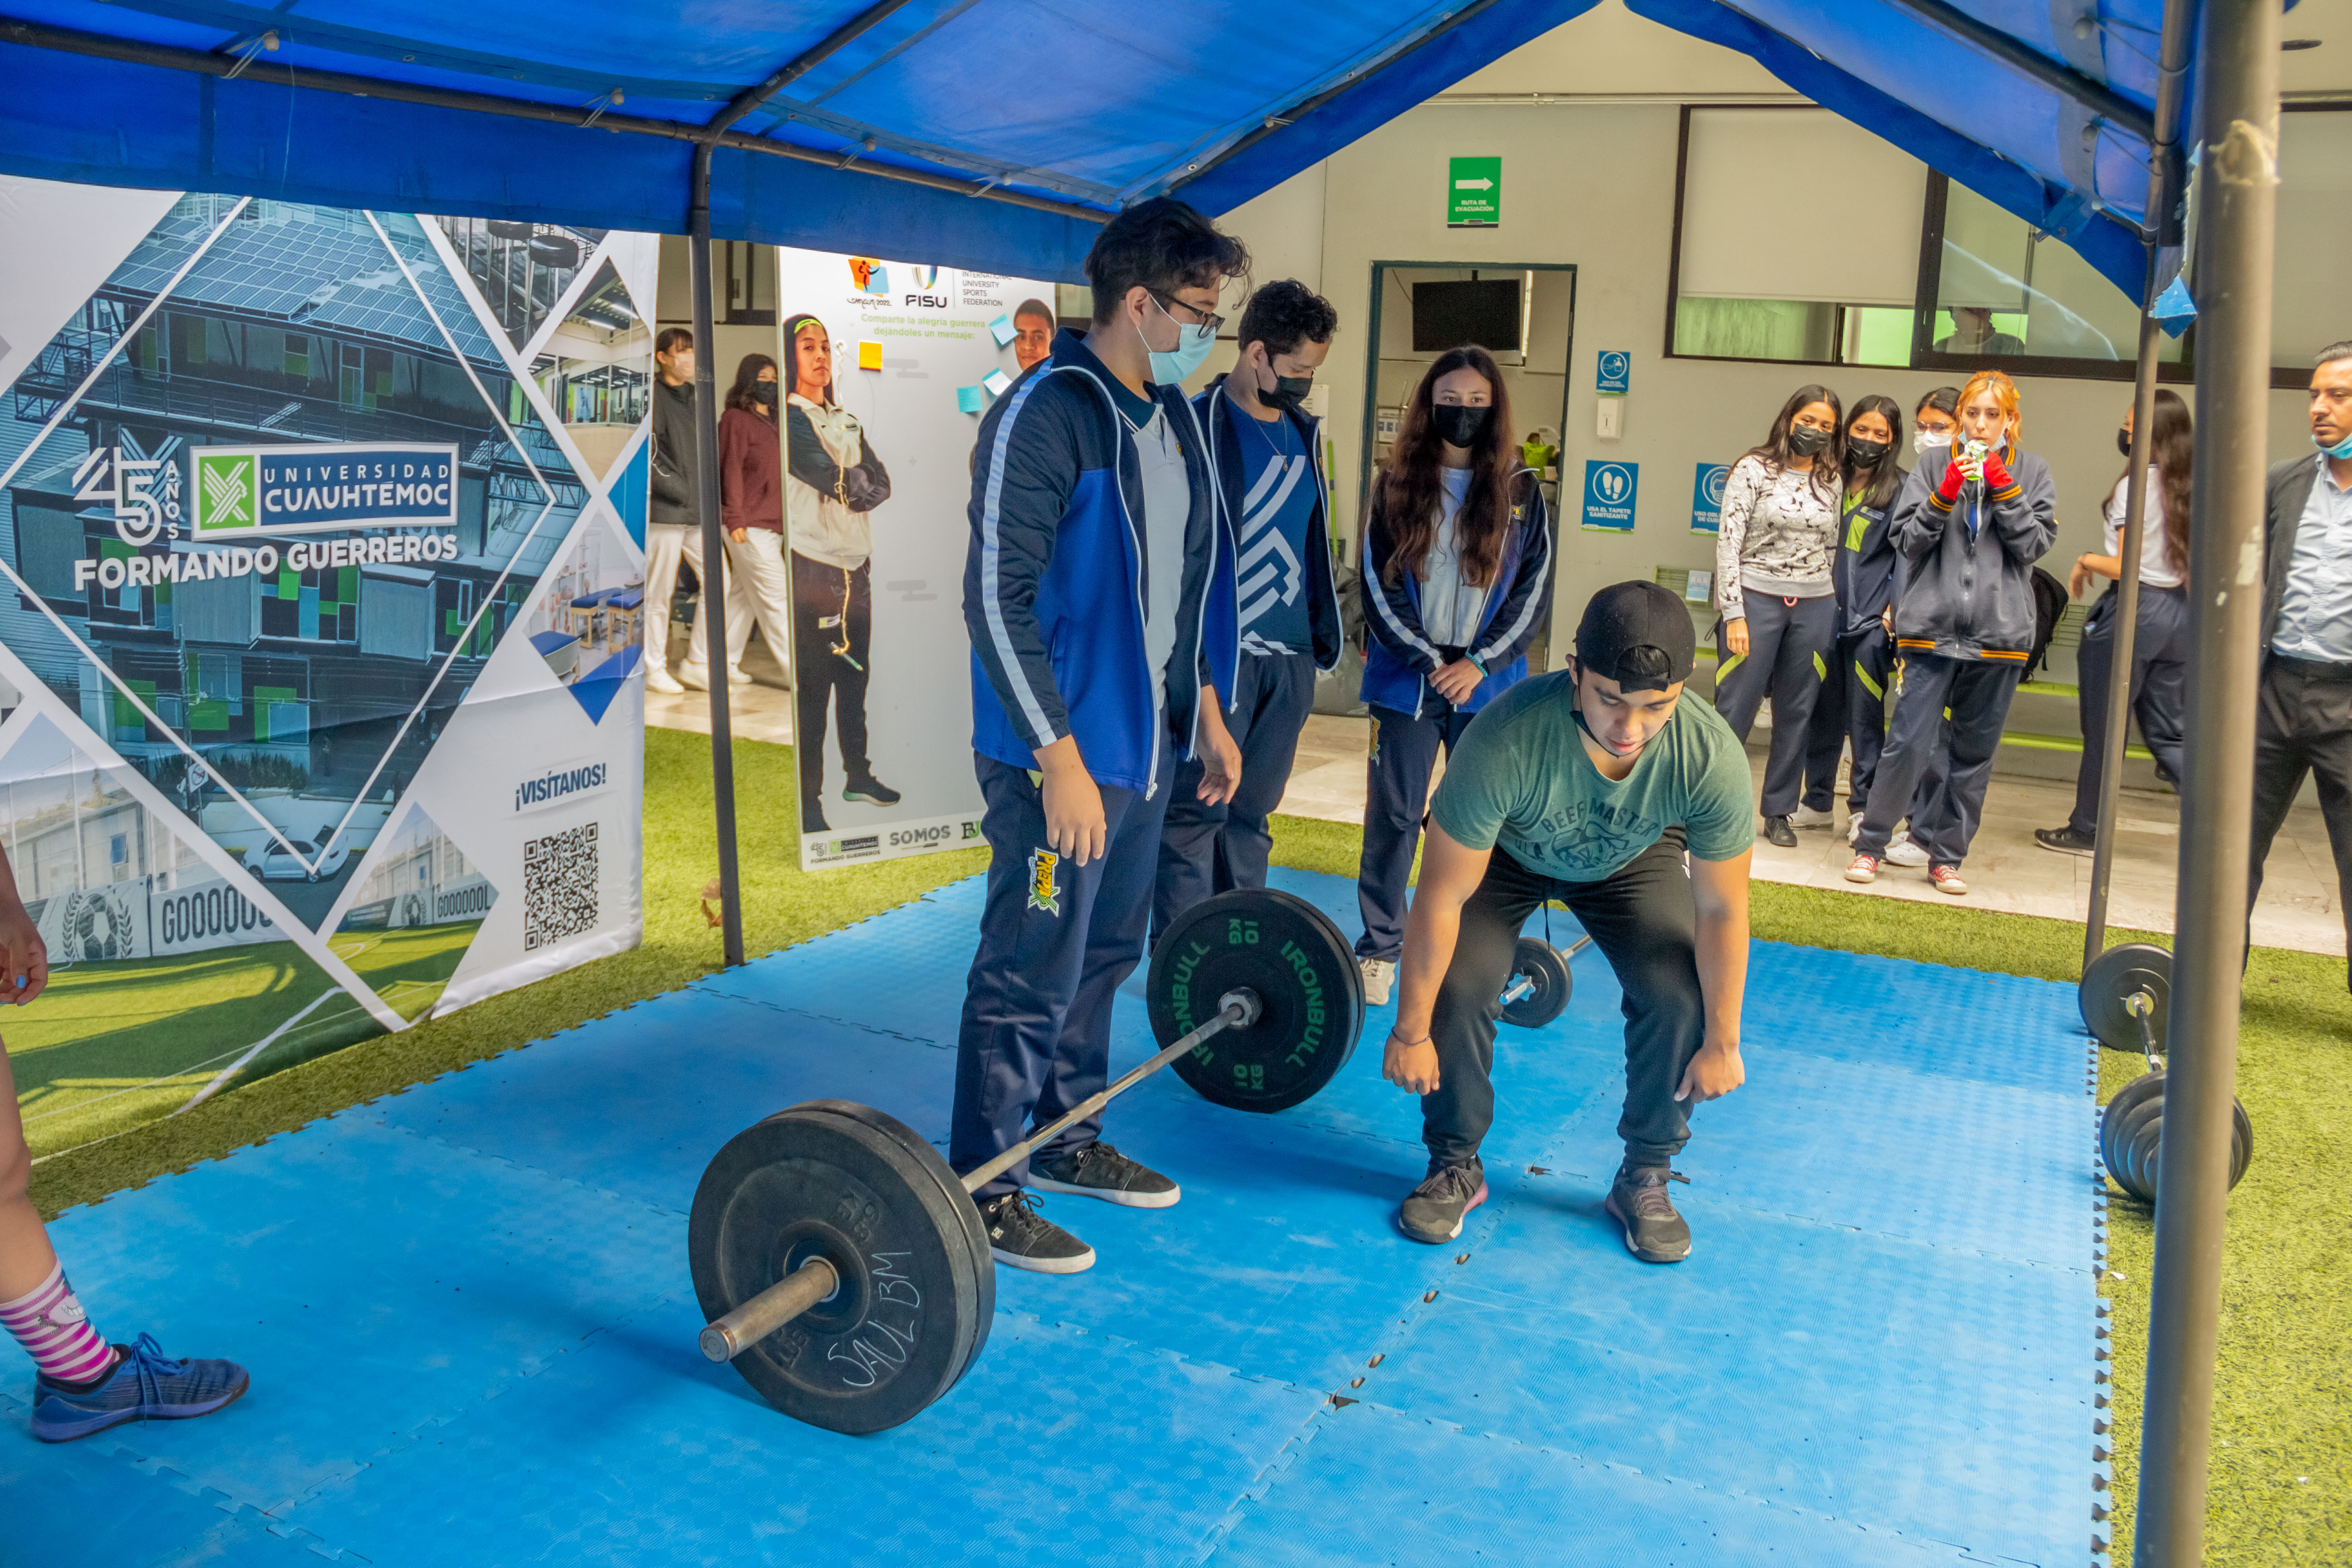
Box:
[22,740,2349,1562]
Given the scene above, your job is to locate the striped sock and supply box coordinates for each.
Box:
[0,1264,116,1384]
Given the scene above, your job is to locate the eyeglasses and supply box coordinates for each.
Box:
[1151,290,1225,337]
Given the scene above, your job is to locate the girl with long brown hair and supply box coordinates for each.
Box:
[681,352,796,701]
[1353,345,1553,1002]
[2037,387,2193,854]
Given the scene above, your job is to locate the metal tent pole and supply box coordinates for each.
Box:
[688,144,745,970]
[2084,0,2195,966]
[2133,0,2280,1561]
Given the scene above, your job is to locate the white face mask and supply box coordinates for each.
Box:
[1914,428,1954,456]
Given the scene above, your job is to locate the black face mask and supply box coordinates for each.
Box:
[1264,374,1314,413]
[2117,427,2132,456]
[1845,436,1890,468]
[1432,403,1493,449]
[1788,425,1832,458]
[751,382,778,410]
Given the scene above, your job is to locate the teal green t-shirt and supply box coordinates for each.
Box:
[1428,670,1755,882]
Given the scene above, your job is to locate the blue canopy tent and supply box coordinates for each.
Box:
[0,6,2287,1560]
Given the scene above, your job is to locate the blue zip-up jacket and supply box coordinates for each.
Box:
[965,328,1238,795]
[1359,466,1553,717]
[1193,375,1343,675]
[1833,469,1909,637]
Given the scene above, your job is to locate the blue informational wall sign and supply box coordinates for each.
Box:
[1690,462,1730,534]
[1581,460,1638,531]
[1595,350,1631,395]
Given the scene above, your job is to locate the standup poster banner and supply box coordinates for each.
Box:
[770,248,1054,872]
[0,178,651,1158]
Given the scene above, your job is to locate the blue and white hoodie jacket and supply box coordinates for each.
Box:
[1193,374,1343,674]
[964,329,1238,795]
[1359,466,1552,717]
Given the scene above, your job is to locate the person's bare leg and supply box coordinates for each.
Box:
[0,1040,59,1300]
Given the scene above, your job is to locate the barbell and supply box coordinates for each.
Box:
[2097,983,2253,1205]
[687,887,1365,1433]
[1499,935,1592,1029]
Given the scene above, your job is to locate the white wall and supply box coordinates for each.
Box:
[1308,98,2318,687]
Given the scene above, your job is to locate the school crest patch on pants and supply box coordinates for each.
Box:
[1027,848,1061,915]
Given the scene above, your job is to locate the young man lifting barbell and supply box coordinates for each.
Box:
[1382,581,1754,1261]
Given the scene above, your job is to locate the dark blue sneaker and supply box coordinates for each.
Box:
[30,1333,250,1444]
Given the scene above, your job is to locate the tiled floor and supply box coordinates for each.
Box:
[640,644,2346,960]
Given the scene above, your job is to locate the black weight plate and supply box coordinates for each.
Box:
[1499,937,1572,1029]
[2099,1071,2256,1202]
[2080,942,2171,1053]
[689,1103,985,1433]
[1151,888,1363,1112]
[807,1099,994,1400]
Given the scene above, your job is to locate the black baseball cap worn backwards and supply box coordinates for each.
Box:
[1574,580,1696,693]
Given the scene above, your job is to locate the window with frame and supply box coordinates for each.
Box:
[1667,102,2349,387]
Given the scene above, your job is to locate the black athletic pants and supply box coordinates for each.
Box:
[1421,833,1707,1171]
[1153,650,1317,943]
[1854,653,2021,867]
[1802,624,1896,816]
[792,551,875,833]
[951,750,1175,1197]
[1712,593,1837,818]
[2068,586,2190,836]
[2249,653,2352,990]
[1356,702,1478,962]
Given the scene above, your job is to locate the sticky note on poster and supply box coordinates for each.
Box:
[988,314,1016,347]
[982,369,1012,397]
[956,385,986,414]
[858,340,884,371]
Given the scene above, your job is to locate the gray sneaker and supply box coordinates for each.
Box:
[1604,1165,1692,1263]
[1398,1158,1488,1244]
[1029,1140,1179,1208]
[975,1191,1095,1274]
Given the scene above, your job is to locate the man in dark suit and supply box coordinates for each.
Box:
[2250,340,2352,982]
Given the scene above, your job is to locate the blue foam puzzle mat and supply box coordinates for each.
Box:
[1207,1400,1993,1568]
[267,1298,1328,1567]
[1,868,2099,1565]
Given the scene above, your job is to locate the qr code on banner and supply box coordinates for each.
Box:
[523,822,598,951]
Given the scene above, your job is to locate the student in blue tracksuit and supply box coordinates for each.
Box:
[1152,280,1344,943]
[953,197,1249,1275]
[1355,345,1553,1006]
[1797,392,1907,828]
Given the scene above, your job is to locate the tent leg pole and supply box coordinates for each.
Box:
[2083,263,2163,968]
[2133,0,2279,1562]
[688,142,745,970]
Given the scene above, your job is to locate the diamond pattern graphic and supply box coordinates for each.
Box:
[0,196,590,905]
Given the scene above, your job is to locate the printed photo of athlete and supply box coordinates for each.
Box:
[780,310,898,834]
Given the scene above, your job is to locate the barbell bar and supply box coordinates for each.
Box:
[2097,983,2253,1205]
[702,987,1259,1362]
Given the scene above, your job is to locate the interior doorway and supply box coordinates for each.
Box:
[1358,261,1576,670]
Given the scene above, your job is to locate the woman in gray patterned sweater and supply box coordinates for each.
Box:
[1713,384,1844,847]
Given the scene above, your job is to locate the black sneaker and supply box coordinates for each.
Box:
[1029,1141,1179,1208]
[975,1190,1094,1274]
[1397,1158,1488,1244]
[1762,814,1798,848]
[1604,1165,1692,1263]
[2034,825,2098,857]
[843,775,902,806]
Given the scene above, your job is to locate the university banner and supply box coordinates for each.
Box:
[0,177,651,1156]
[770,247,1054,872]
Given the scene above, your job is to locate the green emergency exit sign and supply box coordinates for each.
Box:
[1447,156,1500,227]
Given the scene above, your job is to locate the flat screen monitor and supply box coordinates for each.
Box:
[1411,278,1520,353]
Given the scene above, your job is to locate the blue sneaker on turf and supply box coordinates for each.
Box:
[30,1333,249,1444]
